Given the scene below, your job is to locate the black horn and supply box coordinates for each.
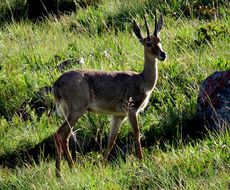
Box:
[153,11,157,36]
[144,15,150,39]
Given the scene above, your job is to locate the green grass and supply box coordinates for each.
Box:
[0,0,229,189]
[1,134,229,189]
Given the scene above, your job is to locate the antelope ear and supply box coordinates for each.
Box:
[133,20,144,43]
[155,13,164,36]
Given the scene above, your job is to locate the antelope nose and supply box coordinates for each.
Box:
[160,52,167,60]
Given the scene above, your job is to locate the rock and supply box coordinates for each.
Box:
[196,70,230,132]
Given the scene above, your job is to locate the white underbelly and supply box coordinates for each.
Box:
[87,101,126,116]
[87,90,152,115]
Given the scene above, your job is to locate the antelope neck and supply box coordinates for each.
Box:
[141,50,158,90]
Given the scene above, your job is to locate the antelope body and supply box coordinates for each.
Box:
[53,14,166,178]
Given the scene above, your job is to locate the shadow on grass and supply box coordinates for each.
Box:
[1,0,228,26]
[0,0,101,24]
[0,115,208,169]
[0,132,78,168]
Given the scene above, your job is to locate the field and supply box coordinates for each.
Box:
[0,0,229,189]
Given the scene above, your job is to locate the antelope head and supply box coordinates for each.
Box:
[133,13,167,62]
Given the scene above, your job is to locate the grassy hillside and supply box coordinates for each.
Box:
[0,0,229,189]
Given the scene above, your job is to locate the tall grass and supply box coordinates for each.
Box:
[1,133,229,189]
[0,0,229,151]
[0,0,229,189]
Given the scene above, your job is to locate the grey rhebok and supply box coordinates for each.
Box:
[53,13,167,178]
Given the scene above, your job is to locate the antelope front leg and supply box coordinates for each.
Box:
[128,112,143,160]
[103,116,126,161]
